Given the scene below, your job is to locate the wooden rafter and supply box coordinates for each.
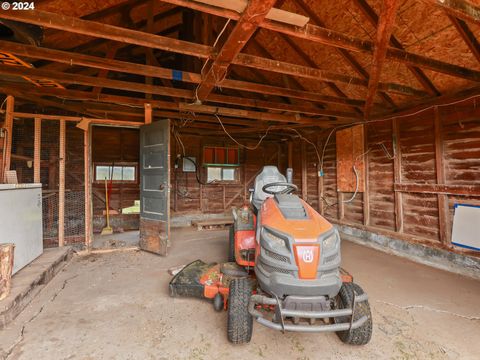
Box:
[364,0,400,119]
[421,0,480,24]
[232,53,427,97]
[195,0,276,101]
[353,0,440,97]
[0,40,368,109]
[1,8,470,95]
[0,81,336,126]
[448,14,480,63]
[0,63,362,120]
[92,45,119,95]
[293,0,396,108]
[157,0,480,82]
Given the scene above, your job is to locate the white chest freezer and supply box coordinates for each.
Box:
[0,184,43,274]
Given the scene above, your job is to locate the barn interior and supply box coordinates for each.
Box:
[0,0,480,358]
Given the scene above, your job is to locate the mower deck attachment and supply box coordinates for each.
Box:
[169,260,216,299]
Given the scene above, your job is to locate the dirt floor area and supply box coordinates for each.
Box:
[1,227,479,359]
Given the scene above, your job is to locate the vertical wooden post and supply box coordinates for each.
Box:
[338,192,345,220]
[223,185,226,210]
[363,125,370,226]
[287,141,293,168]
[58,119,66,247]
[34,117,41,183]
[301,141,307,201]
[3,95,14,181]
[393,118,404,233]
[434,107,449,244]
[84,125,93,250]
[144,103,152,124]
[317,135,324,216]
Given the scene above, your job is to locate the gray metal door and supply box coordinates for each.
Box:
[139,119,170,255]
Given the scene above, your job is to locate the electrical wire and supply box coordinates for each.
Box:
[214,114,272,150]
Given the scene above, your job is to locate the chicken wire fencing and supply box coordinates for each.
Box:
[11,119,86,248]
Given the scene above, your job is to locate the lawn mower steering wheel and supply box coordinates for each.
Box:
[262,182,298,195]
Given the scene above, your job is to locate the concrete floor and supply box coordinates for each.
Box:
[1,227,479,359]
[92,230,139,249]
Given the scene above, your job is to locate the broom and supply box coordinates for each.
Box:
[101,177,113,235]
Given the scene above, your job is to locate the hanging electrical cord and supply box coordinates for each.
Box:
[214,114,273,150]
[191,19,232,105]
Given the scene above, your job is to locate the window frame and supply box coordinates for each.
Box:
[93,162,139,184]
[206,166,240,184]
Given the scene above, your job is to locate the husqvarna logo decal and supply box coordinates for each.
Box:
[302,249,314,263]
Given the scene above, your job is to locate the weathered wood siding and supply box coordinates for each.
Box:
[171,134,286,214]
[299,100,480,256]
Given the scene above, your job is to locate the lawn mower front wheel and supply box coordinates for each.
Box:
[334,282,372,345]
[227,278,253,344]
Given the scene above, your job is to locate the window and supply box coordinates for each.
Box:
[95,163,137,183]
[207,167,239,183]
[203,146,240,166]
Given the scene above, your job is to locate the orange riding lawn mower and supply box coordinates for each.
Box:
[169,166,372,344]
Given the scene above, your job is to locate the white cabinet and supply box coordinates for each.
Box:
[0,184,43,274]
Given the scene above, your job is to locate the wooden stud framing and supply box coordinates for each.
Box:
[363,126,370,226]
[434,107,450,244]
[83,124,93,250]
[144,103,152,124]
[34,117,41,183]
[392,118,404,233]
[301,141,307,201]
[3,95,14,181]
[58,119,66,247]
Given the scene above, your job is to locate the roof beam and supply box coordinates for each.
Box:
[0,79,329,125]
[448,14,480,63]
[0,40,367,109]
[293,0,396,108]
[353,0,440,96]
[157,0,480,82]
[0,64,360,119]
[1,8,474,88]
[232,53,427,97]
[421,0,480,24]
[364,0,400,119]
[196,0,276,100]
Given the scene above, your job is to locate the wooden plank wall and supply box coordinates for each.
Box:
[91,127,140,214]
[300,100,480,256]
[172,134,286,215]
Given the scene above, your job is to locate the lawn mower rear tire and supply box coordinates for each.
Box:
[227,278,253,344]
[334,282,372,345]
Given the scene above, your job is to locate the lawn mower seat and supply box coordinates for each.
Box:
[251,166,286,212]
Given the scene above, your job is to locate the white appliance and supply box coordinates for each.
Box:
[452,203,480,251]
[0,183,43,274]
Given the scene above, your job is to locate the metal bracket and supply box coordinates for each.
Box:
[273,294,285,334]
[349,288,357,330]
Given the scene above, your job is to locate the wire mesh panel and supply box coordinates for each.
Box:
[11,118,34,183]
[40,121,86,248]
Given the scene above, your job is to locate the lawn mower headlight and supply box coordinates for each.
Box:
[263,228,287,249]
[322,231,338,251]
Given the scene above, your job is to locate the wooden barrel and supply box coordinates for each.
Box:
[0,244,15,301]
